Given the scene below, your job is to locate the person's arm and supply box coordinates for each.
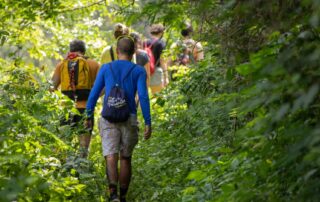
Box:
[92,61,100,81]
[89,60,105,97]
[88,60,100,84]
[51,62,62,91]
[137,69,152,139]
[144,62,151,87]
[195,42,204,61]
[160,57,169,86]
[139,50,151,87]
[86,65,106,118]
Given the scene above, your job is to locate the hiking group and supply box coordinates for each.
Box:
[51,22,203,202]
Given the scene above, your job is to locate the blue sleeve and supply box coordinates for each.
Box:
[86,65,106,117]
[137,69,151,125]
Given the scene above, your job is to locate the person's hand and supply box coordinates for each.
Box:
[144,125,152,140]
[84,119,92,130]
[49,86,55,93]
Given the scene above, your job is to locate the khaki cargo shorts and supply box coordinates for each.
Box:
[98,115,139,157]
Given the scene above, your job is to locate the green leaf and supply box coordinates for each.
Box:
[235,62,253,76]
[186,170,206,181]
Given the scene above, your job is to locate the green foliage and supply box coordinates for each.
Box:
[2,0,320,201]
[0,60,105,201]
[0,1,125,201]
[121,0,320,201]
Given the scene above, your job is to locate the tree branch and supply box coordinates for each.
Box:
[61,0,105,12]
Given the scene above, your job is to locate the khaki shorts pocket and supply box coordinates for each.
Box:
[128,115,139,133]
[99,117,116,136]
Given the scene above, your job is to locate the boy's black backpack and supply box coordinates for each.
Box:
[102,63,136,123]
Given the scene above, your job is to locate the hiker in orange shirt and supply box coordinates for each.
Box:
[51,39,99,158]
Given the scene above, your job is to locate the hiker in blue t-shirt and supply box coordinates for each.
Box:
[85,36,152,202]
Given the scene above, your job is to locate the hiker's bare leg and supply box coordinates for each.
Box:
[106,153,119,185]
[79,134,91,158]
[119,153,132,199]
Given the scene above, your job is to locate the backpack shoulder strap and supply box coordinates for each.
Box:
[148,38,159,49]
[110,63,136,86]
[110,46,115,61]
[121,64,136,85]
[122,64,136,83]
[109,63,118,85]
[144,38,158,49]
